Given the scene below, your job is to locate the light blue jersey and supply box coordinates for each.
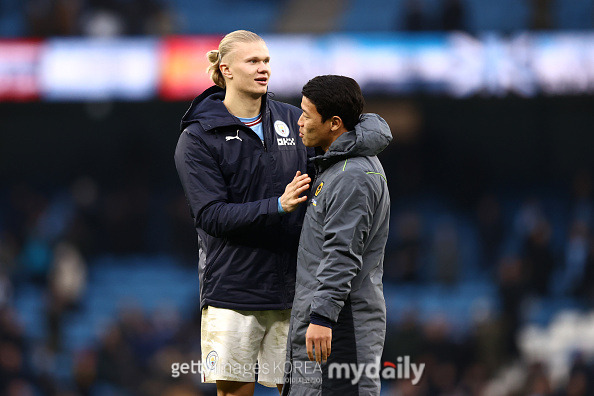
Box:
[238,113,263,141]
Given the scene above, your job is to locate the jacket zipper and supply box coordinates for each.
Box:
[232,124,266,152]
[311,163,321,201]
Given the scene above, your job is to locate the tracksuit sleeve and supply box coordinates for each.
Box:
[309,171,375,323]
[174,129,281,238]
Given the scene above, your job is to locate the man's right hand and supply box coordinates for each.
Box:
[280,171,311,213]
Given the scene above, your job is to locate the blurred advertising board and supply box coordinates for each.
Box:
[530,33,594,95]
[264,34,450,97]
[39,38,159,101]
[159,36,222,100]
[0,40,41,101]
[1,33,593,102]
[266,32,594,98]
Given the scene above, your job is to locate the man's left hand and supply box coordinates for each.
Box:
[306,323,332,363]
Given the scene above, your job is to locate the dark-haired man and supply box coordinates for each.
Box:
[282,75,392,395]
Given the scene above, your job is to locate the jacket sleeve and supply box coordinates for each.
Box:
[174,128,281,238]
[310,170,376,322]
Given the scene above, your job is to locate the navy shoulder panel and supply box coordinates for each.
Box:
[268,99,301,119]
[182,121,207,138]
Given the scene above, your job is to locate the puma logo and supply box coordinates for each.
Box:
[226,130,242,142]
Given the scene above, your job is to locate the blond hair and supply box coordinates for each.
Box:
[206,30,265,88]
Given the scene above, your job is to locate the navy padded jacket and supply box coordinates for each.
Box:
[174,86,312,311]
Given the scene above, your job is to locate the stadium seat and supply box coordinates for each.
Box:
[465,0,530,32]
[554,0,594,29]
[0,0,25,37]
[340,0,402,32]
[169,0,283,34]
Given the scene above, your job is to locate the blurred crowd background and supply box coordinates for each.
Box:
[2,0,594,396]
[1,0,593,36]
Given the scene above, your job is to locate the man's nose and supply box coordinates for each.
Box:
[259,63,270,73]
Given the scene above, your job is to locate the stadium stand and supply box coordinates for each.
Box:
[555,0,594,29]
[1,0,593,37]
[166,0,283,34]
[0,0,25,37]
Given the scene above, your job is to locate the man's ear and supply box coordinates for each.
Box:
[220,63,232,79]
[330,116,344,132]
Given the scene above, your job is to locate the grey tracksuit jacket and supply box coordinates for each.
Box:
[283,114,392,395]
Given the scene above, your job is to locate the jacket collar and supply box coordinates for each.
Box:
[180,85,271,133]
[310,113,393,171]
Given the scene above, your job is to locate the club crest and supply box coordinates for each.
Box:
[274,120,290,138]
[315,182,324,197]
[206,351,218,370]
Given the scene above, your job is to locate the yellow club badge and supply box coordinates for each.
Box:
[315,182,324,197]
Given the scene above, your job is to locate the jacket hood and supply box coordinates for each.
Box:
[179,85,270,133]
[312,113,392,165]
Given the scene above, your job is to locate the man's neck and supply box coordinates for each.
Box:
[322,129,348,152]
[223,90,263,118]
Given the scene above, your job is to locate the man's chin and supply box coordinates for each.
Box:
[301,137,314,147]
[247,88,267,99]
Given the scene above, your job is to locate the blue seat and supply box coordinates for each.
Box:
[0,0,25,37]
[466,0,529,32]
[340,0,402,31]
[169,0,281,34]
[554,0,593,29]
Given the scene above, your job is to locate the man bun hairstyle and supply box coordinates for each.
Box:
[301,75,365,131]
[206,30,265,89]
[206,49,224,88]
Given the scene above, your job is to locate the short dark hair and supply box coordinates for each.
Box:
[301,75,365,131]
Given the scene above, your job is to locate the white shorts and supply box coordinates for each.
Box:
[200,306,291,387]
